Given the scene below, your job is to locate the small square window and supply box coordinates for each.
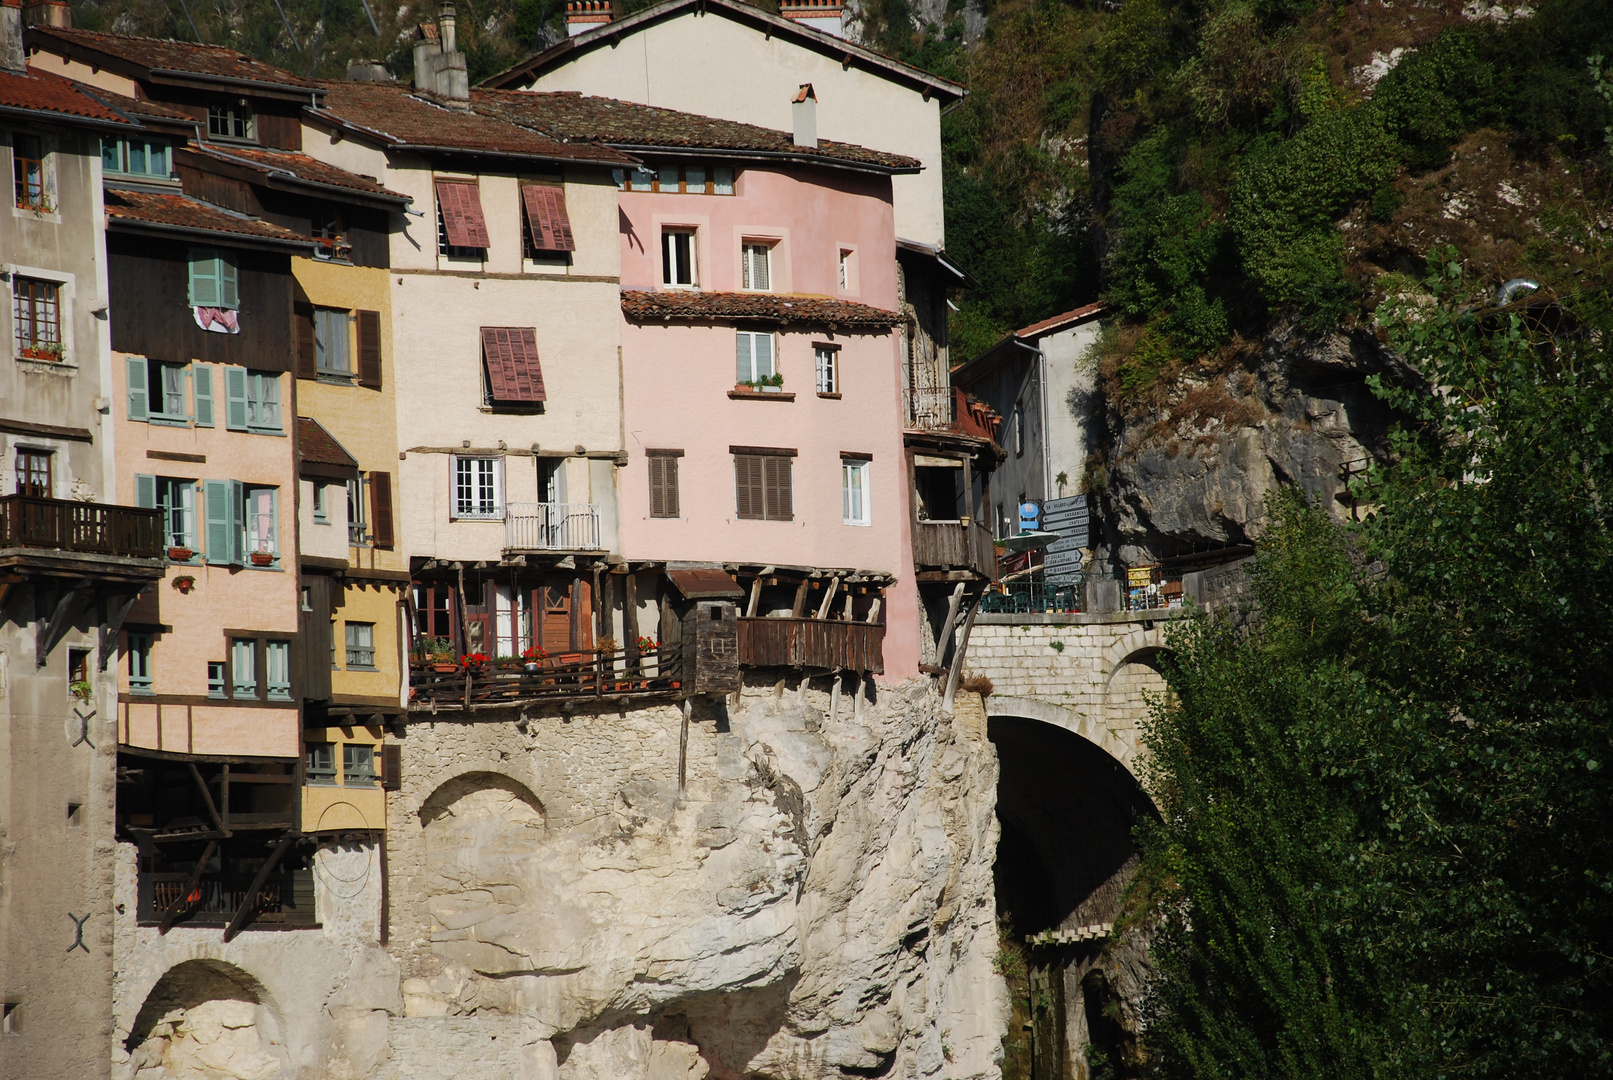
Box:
[13,133,45,210]
[207,97,255,141]
[741,242,772,291]
[67,802,83,827]
[343,743,378,787]
[207,661,226,698]
[314,308,352,375]
[345,622,376,669]
[3,1001,20,1035]
[16,448,51,498]
[305,742,336,785]
[311,484,328,524]
[452,456,502,520]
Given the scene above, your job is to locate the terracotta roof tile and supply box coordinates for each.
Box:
[104,187,311,246]
[475,90,921,173]
[27,26,316,90]
[310,80,637,164]
[297,417,359,469]
[77,84,202,125]
[0,68,137,126]
[622,290,899,328]
[189,144,408,201]
[1016,301,1105,339]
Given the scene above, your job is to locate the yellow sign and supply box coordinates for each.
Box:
[1126,567,1155,586]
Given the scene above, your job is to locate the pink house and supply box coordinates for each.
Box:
[606,100,923,680]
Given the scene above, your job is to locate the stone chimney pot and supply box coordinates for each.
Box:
[792,83,817,150]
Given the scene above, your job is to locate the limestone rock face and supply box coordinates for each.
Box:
[395,681,1005,1080]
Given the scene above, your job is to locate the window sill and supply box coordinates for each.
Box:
[316,373,356,385]
[450,515,506,523]
[817,392,842,400]
[245,426,287,437]
[843,520,873,527]
[306,779,339,787]
[729,390,796,401]
[129,686,154,695]
[345,665,379,672]
[150,416,192,428]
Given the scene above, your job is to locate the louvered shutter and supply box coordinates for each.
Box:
[188,251,219,307]
[521,185,577,252]
[435,180,490,248]
[663,455,679,518]
[193,364,215,427]
[649,456,666,518]
[218,257,239,310]
[480,327,546,403]
[369,470,395,549]
[126,356,148,420]
[134,474,157,510]
[203,479,232,564]
[763,456,793,521]
[228,480,245,565]
[295,305,316,379]
[224,366,249,430]
[735,455,764,520]
[357,310,382,389]
[381,743,402,791]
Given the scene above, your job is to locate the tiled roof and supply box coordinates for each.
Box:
[475,90,921,173]
[104,187,312,246]
[297,417,359,469]
[189,144,408,202]
[79,84,201,125]
[1017,301,1105,339]
[622,290,899,328]
[0,68,138,126]
[26,26,317,90]
[310,80,638,165]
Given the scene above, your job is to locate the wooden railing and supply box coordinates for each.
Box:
[139,868,316,927]
[913,518,996,577]
[409,645,684,710]
[0,494,162,559]
[737,617,884,674]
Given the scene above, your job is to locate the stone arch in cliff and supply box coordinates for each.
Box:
[416,771,548,976]
[124,959,287,1080]
[1100,626,1176,768]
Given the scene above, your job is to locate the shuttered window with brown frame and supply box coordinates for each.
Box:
[480,327,546,405]
[435,179,490,250]
[357,310,382,390]
[294,303,317,379]
[648,449,682,518]
[521,184,577,254]
[368,470,395,549]
[732,447,795,521]
[381,743,402,791]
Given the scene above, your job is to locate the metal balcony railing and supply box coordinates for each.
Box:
[903,385,955,431]
[504,502,602,551]
[0,494,162,559]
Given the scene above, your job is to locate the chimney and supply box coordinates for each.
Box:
[1,0,24,74]
[411,3,468,101]
[346,59,393,82]
[791,83,817,149]
[23,0,70,27]
[566,0,610,37]
[779,0,843,38]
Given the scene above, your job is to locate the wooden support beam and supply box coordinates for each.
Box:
[624,572,640,662]
[746,576,763,618]
[934,581,966,670]
[790,579,809,618]
[942,595,982,712]
[815,577,840,619]
[98,590,142,672]
[678,698,691,794]
[158,839,217,935]
[37,581,93,668]
[865,596,882,624]
[188,763,231,838]
[222,834,293,943]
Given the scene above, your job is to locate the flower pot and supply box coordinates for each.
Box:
[249,552,275,567]
[523,662,542,674]
[167,547,193,561]
[431,662,458,674]
[171,576,196,594]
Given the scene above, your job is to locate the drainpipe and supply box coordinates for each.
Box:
[1011,338,1051,504]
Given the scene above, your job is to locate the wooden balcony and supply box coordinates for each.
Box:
[737,617,884,674]
[913,519,996,579]
[409,645,683,712]
[0,494,163,563]
[139,867,317,929]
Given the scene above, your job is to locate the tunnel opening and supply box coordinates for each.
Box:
[990,716,1156,1080]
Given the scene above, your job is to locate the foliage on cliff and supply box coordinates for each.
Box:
[1132,249,1613,1078]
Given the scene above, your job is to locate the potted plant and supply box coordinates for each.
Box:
[171,575,196,594]
[249,551,275,567]
[521,645,547,674]
[460,652,489,671]
[167,546,193,561]
[762,372,784,393]
[595,636,620,656]
[21,341,64,361]
[637,636,660,679]
[425,638,457,672]
[70,679,94,703]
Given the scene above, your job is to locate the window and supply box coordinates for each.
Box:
[243,486,278,558]
[101,136,170,179]
[662,229,696,287]
[733,448,794,521]
[15,449,50,498]
[736,331,777,389]
[741,242,772,291]
[815,345,839,395]
[244,371,281,431]
[312,207,348,259]
[343,743,378,786]
[842,457,872,526]
[647,449,681,519]
[127,358,203,425]
[231,638,257,697]
[615,163,734,194]
[311,483,328,523]
[265,640,291,700]
[187,249,239,310]
[208,661,226,698]
[68,648,89,687]
[128,634,153,693]
[1014,405,1025,457]
[838,248,858,292]
[314,308,352,375]
[520,184,575,258]
[207,97,255,141]
[453,456,502,520]
[347,477,369,543]
[435,179,488,258]
[12,134,45,210]
[12,277,61,359]
[156,477,195,549]
[345,622,376,669]
[149,361,187,423]
[305,743,337,785]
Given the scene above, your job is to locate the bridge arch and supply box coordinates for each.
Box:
[123,959,287,1078]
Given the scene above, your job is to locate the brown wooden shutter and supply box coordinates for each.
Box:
[764,456,793,521]
[734,455,764,520]
[295,304,316,379]
[435,179,490,248]
[663,454,679,518]
[480,327,547,403]
[356,310,382,390]
[521,184,577,253]
[368,470,395,549]
[381,743,402,791]
[649,456,666,518]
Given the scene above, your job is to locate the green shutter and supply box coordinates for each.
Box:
[229,480,245,566]
[189,250,220,307]
[134,474,157,509]
[204,479,232,563]
[126,356,149,421]
[218,256,239,310]
[224,366,248,430]
[193,364,214,427]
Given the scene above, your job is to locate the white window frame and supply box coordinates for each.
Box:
[838,247,858,292]
[347,476,368,545]
[741,241,773,292]
[815,345,839,395]
[242,484,279,558]
[662,229,697,288]
[343,743,378,786]
[452,455,504,521]
[245,371,281,432]
[736,331,777,388]
[842,458,872,527]
[314,307,353,376]
[156,476,195,549]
